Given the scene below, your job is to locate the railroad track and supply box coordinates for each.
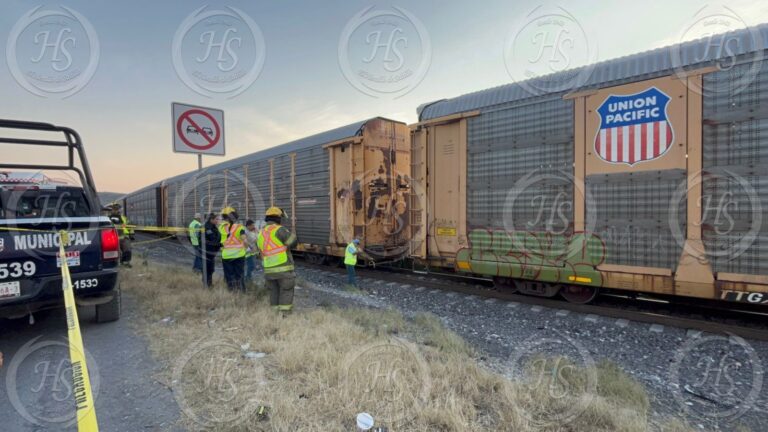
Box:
[299,261,768,342]
[131,233,768,341]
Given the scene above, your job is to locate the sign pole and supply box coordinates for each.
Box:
[172,102,224,289]
[200,149,206,287]
[201,221,207,289]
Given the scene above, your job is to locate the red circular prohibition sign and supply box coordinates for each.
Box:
[176,109,221,151]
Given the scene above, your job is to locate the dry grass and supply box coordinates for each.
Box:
[123,263,698,432]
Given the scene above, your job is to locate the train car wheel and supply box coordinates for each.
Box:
[493,277,518,293]
[560,285,599,304]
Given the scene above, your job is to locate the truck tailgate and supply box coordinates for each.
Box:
[0,218,106,300]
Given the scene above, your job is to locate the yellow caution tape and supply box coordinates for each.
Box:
[0,224,199,234]
[58,230,99,432]
[125,225,192,233]
[131,234,176,246]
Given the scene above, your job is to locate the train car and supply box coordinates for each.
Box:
[124,117,412,261]
[411,24,768,305]
[123,182,164,228]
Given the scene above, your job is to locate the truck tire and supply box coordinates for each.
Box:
[96,284,121,323]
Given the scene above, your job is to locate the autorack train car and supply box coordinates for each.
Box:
[124,117,412,261]
[123,182,164,228]
[124,25,768,307]
[411,24,768,305]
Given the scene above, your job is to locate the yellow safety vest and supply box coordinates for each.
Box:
[188,220,201,246]
[221,223,246,260]
[257,224,293,274]
[345,243,357,266]
[119,215,133,238]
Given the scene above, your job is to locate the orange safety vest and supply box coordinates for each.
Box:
[257,224,292,273]
[221,223,246,260]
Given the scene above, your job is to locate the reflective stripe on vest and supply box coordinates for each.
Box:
[120,215,131,237]
[189,220,201,246]
[257,224,290,271]
[344,243,357,266]
[222,223,246,260]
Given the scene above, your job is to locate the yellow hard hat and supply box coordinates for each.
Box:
[265,207,284,217]
[221,206,236,215]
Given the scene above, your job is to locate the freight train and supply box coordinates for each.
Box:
[123,24,768,306]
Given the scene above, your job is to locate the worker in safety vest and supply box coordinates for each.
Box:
[345,239,363,287]
[256,207,298,314]
[109,204,134,267]
[219,207,247,292]
[189,213,203,273]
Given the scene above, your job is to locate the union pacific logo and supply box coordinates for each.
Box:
[594,87,674,166]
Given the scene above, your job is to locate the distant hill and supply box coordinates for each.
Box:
[98,192,124,205]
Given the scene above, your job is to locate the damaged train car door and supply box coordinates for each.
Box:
[327,119,412,259]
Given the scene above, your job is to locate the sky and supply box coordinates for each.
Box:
[1,0,767,193]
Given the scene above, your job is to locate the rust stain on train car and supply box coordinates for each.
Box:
[328,118,412,259]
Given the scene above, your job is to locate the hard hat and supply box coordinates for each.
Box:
[265,207,284,217]
[353,239,360,244]
[194,212,202,219]
[221,206,236,215]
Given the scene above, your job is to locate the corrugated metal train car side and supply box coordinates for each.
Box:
[412,24,768,305]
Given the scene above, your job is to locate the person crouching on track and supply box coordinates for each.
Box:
[257,207,298,315]
[219,207,247,292]
[202,212,221,287]
[244,219,259,286]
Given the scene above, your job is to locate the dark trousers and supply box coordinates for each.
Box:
[202,252,216,287]
[193,244,202,271]
[266,274,295,311]
[222,257,246,292]
[119,238,132,263]
[346,265,356,286]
